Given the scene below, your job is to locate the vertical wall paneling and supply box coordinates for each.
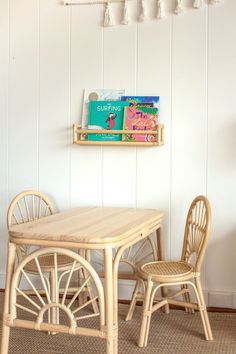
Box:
[8,0,39,198]
[207,0,236,293]
[136,0,172,258]
[1,0,236,305]
[171,6,208,267]
[0,0,9,281]
[38,0,70,211]
[102,4,137,207]
[70,5,104,207]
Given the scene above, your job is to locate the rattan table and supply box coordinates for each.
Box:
[2,206,164,354]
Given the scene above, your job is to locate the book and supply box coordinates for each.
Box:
[82,89,125,128]
[121,95,160,109]
[88,101,129,141]
[123,106,158,142]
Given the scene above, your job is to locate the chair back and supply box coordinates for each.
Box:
[181,195,211,273]
[7,190,55,260]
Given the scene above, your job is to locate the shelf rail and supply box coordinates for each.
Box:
[73,124,164,147]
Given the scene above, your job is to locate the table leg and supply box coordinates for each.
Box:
[78,249,87,306]
[112,250,120,354]
[104,246,116,354]
[156,226,164,261]
[156,227,169,313]
[1,242,17,354]
[50,268,58,334]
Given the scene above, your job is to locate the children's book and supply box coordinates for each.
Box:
[82,89,125,128]
[121,96,160,109]
[123,106,158,142]
[88,101,129,141]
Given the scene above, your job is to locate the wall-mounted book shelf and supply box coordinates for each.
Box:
[73,124,164,146]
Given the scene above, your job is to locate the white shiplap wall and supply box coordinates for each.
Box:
[1,0,236,307]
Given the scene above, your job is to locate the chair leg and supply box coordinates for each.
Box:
[1,243,17,354]
[138,279,154,348]
[79,250,99,313]
[82,267,99,314]
[182,284,194,314]
[156,227,169,314]
[143,297,153,347]
[125,279,142,321]
[161,284,170,314]
[87,282,99,314]
[195,277,213,341]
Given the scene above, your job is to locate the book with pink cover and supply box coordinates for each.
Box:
[123,106,158,142]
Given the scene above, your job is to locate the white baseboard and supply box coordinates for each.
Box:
[0,274,235,309]
[208,291,234,309]
[118,280,236,309]
[0,274,5,289]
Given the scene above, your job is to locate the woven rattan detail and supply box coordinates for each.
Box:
[141,261,193,277]
[25,254,73,272]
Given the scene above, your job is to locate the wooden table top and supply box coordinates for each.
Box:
[9,206,163,247]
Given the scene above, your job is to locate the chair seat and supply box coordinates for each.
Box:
[25,254,75,273]
[138,261,194,283]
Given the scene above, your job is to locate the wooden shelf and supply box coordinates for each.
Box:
[73,124,164,147]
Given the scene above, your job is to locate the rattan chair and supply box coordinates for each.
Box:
[7,191,99,320]
[1,247,105,354]
[126,195,213,347]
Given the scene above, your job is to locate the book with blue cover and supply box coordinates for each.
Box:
[88,101,129,141]
[121,96,160,109]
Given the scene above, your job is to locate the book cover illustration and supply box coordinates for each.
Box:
[123,106,158,142]
[88,101,129,141]
[82,88,125,128]
[121,96,160,109]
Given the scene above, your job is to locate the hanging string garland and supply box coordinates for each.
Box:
[193,0,203,9]
[139,0,148,22]
[64,0,223,27]
[156,0,165,19]
[104,2,115,26]
[174,0,184,15]
[121,0,130,25]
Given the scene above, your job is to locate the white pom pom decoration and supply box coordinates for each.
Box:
[193,0,203,9]
[156,0,165,19]
[139,0,148,22]
[174,0,184,15]
[104,2,115,27]
[121,0,130,25]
